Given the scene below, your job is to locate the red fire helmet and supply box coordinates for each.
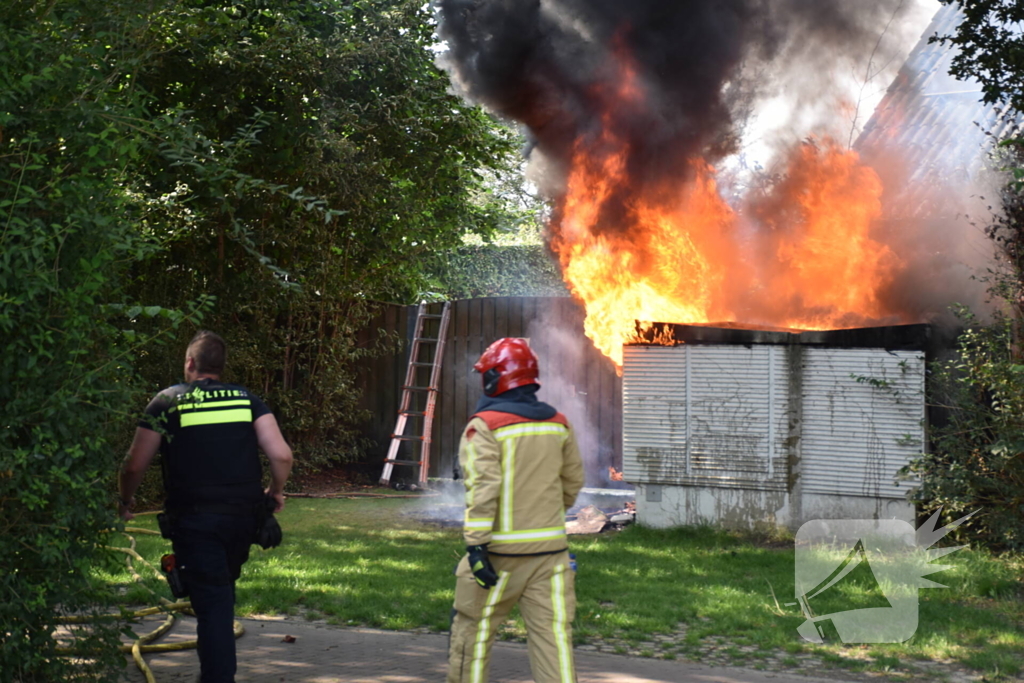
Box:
[473,338,540,397]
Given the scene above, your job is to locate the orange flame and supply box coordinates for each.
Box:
[766,141,901,330]
[554,129,736,364]
[551,56,902,367]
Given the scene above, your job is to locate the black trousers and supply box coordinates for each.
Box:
[172,512,258,683]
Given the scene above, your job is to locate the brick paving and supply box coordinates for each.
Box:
[121,615,858,683]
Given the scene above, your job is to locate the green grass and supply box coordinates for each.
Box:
[97,497,1024,679]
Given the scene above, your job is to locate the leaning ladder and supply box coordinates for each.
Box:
[379,301,452,487]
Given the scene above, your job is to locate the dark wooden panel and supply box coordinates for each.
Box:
[451,299,471,475]
[354,303,407,475]
[355,296,622,485]
[537,298,564,412]
[507,297,524,338]
[462,301,476,412]
[432,301,455,477]
[521,297,537,345]
[441,301,468,477]
[480,297,495,349]
[433,304,452,477]
[494,297,509,342]
[395,305,415,465]
[380,305,400,455]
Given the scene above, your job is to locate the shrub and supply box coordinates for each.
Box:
[904,150,1024,552]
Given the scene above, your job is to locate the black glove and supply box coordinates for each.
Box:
[256,494,283,549]
[467,545,498,589]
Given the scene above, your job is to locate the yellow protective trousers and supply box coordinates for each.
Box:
[448,551,577,683]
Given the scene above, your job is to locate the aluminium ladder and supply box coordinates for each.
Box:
[379,301,452,487]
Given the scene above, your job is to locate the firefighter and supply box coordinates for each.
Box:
[447,338,585,683]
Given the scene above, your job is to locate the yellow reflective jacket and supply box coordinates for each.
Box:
[459,409,585,555]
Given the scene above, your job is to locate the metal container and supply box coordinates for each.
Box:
[622,324,931,529]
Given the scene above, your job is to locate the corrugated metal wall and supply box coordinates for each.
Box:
[622,344,925,500]
[623,345,789,491]
[800,349,924,499]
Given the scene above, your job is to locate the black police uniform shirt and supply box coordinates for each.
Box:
[138,378,272,510]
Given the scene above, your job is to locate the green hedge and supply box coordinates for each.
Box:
[430,244,569,299]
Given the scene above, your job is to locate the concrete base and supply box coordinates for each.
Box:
[635,484,914,531]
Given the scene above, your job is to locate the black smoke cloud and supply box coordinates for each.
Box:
[438,0,995,325]
[437,0,912,183]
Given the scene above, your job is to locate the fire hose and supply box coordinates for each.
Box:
[55,517,244,683]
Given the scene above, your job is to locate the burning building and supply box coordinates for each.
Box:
[436,1,1005,526]
[437,1,984,350]
[623,323,936,529]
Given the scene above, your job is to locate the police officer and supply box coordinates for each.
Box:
[118,330,293,683]
[448,338,585,683]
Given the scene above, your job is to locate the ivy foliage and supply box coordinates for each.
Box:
[429,243,568,299]
[898,145,1024,556]
[903,162,1024,551]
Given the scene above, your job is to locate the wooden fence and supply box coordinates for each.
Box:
[355,297,622,486]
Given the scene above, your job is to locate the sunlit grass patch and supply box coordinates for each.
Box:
[96,498,1023,679]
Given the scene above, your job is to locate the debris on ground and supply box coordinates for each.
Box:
[566,503,636,534]
[566,505,609,534]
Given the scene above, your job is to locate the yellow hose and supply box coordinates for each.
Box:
[57,527,244,682]
[56,601,192,624]
[131,612,175,683]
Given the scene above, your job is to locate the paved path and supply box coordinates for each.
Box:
[122,615,858,683]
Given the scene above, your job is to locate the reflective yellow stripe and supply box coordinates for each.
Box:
[491,526,566,542]
[171,399,251,413]
[551,564,573,682]
[493,423,568,440]
[464,516,494,530]
[471,571,509,683]
[492,423,567,533]
[180,408,252,427]
[500,439,514,532]
[464,442,479,507]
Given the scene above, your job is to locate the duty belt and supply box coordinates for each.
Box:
[166,500,263,516]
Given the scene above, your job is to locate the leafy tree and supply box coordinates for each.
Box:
[935,0,1024,115]
[1,0,517,678]
[119,0,517,468]
[0,2,210,680]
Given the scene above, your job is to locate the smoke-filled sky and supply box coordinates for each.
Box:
[437,0,995,330]
[437,0,938,183]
